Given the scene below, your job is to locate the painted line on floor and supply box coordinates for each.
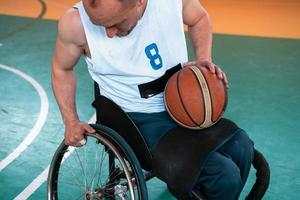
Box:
[0,64,49,171]
[0,0,47,42]
[14,114,96,200]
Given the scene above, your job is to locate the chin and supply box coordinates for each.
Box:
[117,31,131,37]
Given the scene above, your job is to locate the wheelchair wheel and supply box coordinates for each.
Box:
[47,124,148,200]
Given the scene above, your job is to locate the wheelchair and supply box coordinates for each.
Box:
[47,83,270,200]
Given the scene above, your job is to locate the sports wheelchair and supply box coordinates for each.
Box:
[47,83,270,200]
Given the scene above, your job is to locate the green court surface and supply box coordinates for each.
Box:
[0,15,300,199]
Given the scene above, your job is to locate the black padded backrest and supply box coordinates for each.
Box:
[92,83,152,170]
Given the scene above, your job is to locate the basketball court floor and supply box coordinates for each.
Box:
[0,0,300,199]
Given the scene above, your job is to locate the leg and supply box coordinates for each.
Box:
[217,129,254,186]
[127,111,177,149]
[195,152,243,200]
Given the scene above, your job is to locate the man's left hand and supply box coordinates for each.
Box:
[183,60,229,88]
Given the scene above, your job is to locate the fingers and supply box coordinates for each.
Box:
[211,65,229,87]
[82,123,96,134]
[206,62,216,74]
[65,133,85,147]
[184,60,215,73]
[183,61,197,67]
[184,60,229,87]
[64,122,95,147]
[79,138,87,146]
[222,71,229,88]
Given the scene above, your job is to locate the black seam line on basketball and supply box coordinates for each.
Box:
[213,81,227,122]
[177,69,199,127]
[0,0,47,42]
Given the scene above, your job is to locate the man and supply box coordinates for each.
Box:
[51,0,254,199]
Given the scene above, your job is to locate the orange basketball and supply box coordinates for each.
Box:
[164,65,227,129]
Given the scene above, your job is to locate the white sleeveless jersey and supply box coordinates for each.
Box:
[76,0,188,113]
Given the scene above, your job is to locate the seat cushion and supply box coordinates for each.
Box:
[152,118,239,199]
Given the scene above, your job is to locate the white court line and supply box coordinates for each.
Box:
[14,114,96,200]
[0,64,49,171]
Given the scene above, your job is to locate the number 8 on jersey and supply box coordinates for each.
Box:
[145,43,163,70]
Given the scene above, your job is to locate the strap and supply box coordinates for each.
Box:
[138,63,182,98]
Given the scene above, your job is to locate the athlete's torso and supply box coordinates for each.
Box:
[76,0,188,112]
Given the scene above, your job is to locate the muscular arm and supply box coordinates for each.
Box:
[52,10,94,146]
[182,0,228,85]
[52,10,83,125]
[182,0,212,61]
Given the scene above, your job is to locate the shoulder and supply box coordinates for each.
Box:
[181,0,208,25]
[58,8,86,47]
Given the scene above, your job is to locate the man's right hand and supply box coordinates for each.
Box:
[64,121,96,147]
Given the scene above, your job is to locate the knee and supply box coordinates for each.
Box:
[202,159,243,199]
[232,130,254,159]
[219,162,243,192]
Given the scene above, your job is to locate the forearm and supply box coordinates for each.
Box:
[51,64,79,125]
[187,11,213,62]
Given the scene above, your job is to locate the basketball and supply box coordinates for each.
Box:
[164,65,227,129]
